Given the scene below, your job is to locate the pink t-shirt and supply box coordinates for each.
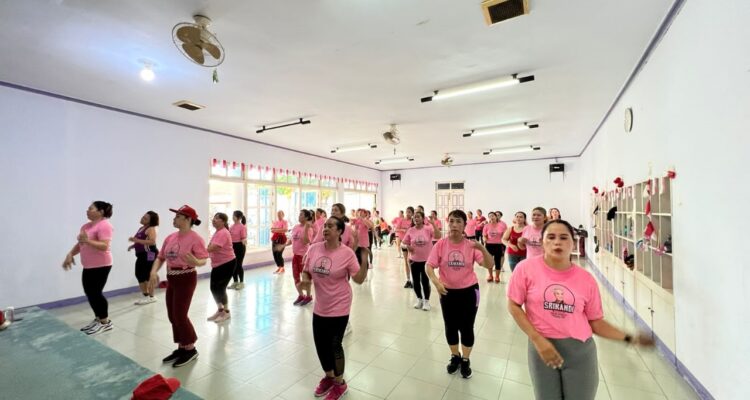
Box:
[79,219,114,269]
[507,256,604,342]
[475,216,487,231]
[395,217,412,239]
[483,222,508,244]
[209,228,236,267]
[291,224,314,255]
[303,242,361,317]
[229,223,247,243]
[353,219,371,248]
[427,238,484,289]
[464,219,478,237]
[271,219,288,236]
[522,225,544,258]
[313,222,354,248]
[429,218,442,233]
[315,217,325,231]
[402,226,434,262]
[158,230,209,270]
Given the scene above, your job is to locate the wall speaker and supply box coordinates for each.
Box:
[549,163,565,173]
[390,173,401,181]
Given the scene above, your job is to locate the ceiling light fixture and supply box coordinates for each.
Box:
[331,144,378,153]
[139,61,155,82]
[463,122,539,137]
[421,73,534,103]
[375,157,414,165]
[256,118,311,134]
[483,145,541,156]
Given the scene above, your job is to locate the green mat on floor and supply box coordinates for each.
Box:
[0,307,201,400]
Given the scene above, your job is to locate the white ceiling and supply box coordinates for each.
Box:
[0,0,673,170]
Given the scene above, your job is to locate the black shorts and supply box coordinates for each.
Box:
[135,251,157,283]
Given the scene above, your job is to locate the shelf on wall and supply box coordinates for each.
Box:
[615,235,635,243]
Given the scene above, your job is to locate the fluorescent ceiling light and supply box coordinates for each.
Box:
[421,74,534,102]
[375,157,414,165]
[483,145,541,156]
[463,122,538,138]
[331,144,377,153]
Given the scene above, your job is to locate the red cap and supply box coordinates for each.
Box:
[169,205,201,224]
[132,374,180,400]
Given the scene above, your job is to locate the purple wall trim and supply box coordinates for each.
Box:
[585,256,714,400]
[0,80,379,172]
[33,258,291,311]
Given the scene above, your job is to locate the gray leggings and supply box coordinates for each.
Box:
[528,337,598,400]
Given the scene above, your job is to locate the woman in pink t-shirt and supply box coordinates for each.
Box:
[353,209,375,268]
[426,210,493,379]
[271,211,289,274]
[228,210,247,290]
[474,209,487,245]
[313,203,357,250]
[290,209,315,306]
[398,207,415,288]
[429,210,443,244]
[503,211,528,272]
[206,213,236,323]
[392,210,404,253]
[62,201,115,335]
[483,211,508,283]
[301,217,368,399]
[507,220,654,400]
[463,211,477,240]
[403,211,438,311]
[148,205,209,368]
[519,207,546,259]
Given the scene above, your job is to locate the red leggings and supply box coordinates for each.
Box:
[166,272,198,346]
[292,254,304,284]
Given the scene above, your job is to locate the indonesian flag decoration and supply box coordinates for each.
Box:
[266,166,270,172]
[222,160,227,168]
[643,177,657,240]
[644,221,656,239]
[212,158,218,167]
[232,161,237,169]
[241,162,245,170]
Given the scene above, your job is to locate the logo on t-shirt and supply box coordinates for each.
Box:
[489,230,498,238]
[415,235,427,247]
[447,250,465,268]
[312,256,332,276]
[166,243,180,261]
[293,232,300,241]
[543,284,576,317]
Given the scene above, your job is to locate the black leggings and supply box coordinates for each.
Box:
[485,243,506,271]
[211,260,235,307]
[410,261,431,300]
[82,266,112,319]
[312,314,349,377]
[440,284,479,347]
[272,249,285,267]
[232,242,246,282]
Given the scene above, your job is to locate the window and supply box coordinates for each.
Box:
[320,189,337,212]
[344,191,376,213]
[246,183,274,248]
[209,180,244,236]
[276,186,300,229]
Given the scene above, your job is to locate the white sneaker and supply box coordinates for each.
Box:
[235,282,245,290]
[207,310,222,321]
[422,301,431,311]
[134,297,156,305]
[227,282,237,290]
[344,323,353,336]
[85,320,113,335]
[213,311,231,323]
[80,319,98,331]
[413,299,423,309]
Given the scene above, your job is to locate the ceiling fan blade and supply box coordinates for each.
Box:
[202,42,221,59]
[182,43,205,64]
[176,26,201,44]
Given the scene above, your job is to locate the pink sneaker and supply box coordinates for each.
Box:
[293,295,305,306]
[324,381,348,400]
[300,295,313,306]
[314,376,335,397]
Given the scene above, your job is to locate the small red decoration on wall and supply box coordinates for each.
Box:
[592,186,599,194]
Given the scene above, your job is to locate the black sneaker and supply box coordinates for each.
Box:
[460,358,472,379]
[446,354,462,374]
[162,348,183,363]
[404,281,413,288]
[173,348,198,368]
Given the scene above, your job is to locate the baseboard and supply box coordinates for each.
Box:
[32,257,291,311]
[585,256,714,400]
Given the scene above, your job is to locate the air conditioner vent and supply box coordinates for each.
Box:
[481,0,529,26]
[173,100,205,111]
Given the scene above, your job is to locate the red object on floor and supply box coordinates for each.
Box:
[158,280,168,289]
[132,374,180,400]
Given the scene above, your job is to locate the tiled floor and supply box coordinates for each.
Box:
[49,247,699,400]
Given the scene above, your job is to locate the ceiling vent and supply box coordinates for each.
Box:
[173,100,205,111]
[481,0,529,26]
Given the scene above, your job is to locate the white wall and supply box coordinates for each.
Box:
[578,1,750,398]
[380,158,581,226]
[0,86,381,308]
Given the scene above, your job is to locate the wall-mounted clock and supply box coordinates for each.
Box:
[624,107,633,133]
